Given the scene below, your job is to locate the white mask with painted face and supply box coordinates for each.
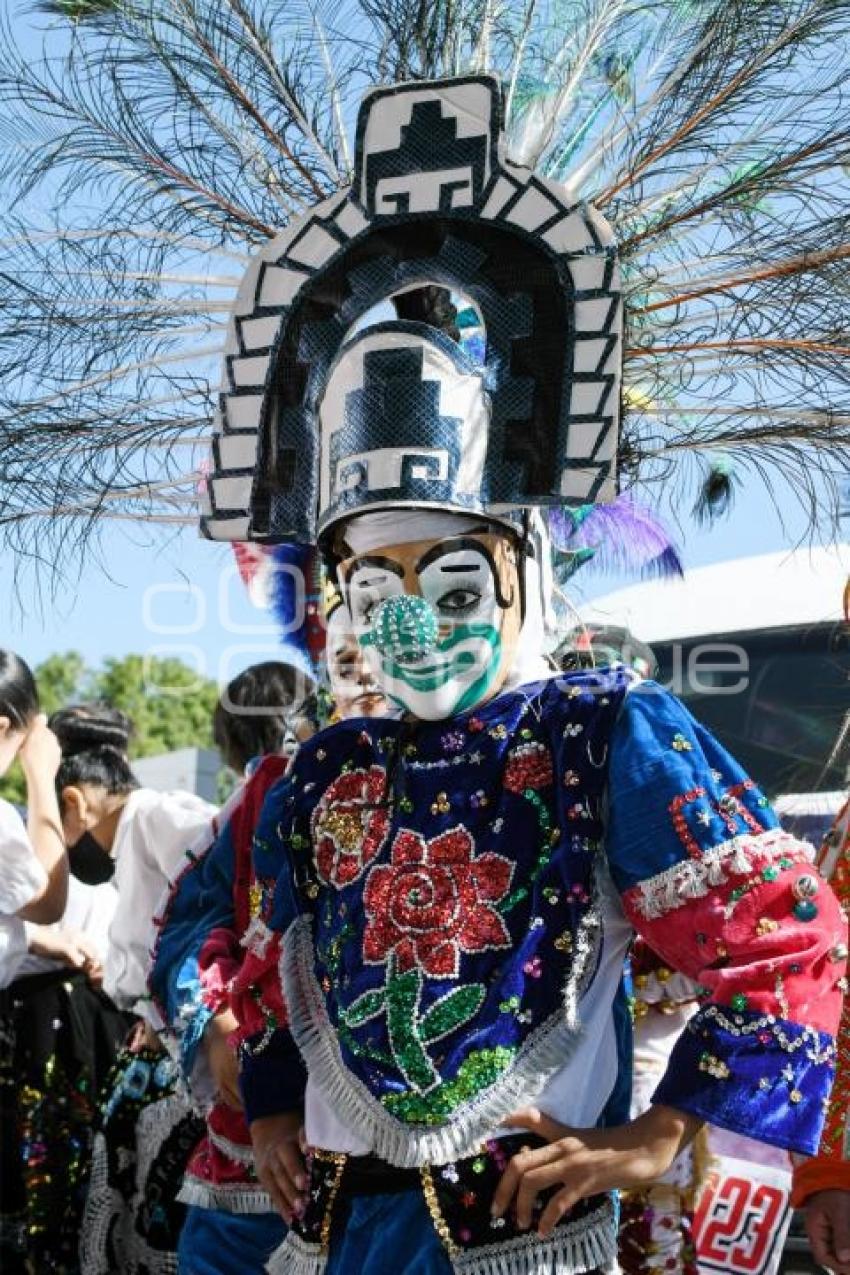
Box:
[339,519,524,721]
[325,605,388,720]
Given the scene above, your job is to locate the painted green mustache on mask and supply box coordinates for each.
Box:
[360,622,500,693]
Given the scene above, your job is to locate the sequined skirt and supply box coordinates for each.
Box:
[0,968,128,1274]
[80,1039,205,1275]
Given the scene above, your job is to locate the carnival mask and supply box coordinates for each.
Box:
[326,606,388,720]
[338,530,523,721]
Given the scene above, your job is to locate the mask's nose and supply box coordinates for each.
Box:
[370,595,439,666]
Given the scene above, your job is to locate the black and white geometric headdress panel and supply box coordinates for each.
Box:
[201,75,622,547]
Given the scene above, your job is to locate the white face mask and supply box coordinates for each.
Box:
[326,610,387,720]
[340,532,523,721]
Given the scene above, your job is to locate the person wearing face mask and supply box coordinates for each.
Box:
[147,660,310,1275]
[148,632,387,1274]
[48,704,213,1275]
[190,78,848,1275]
[0,683,128,1275]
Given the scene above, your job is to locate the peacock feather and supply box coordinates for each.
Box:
[0,0,847,582]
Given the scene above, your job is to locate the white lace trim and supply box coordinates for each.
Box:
[277,889,602,1168]
[452,1197,616,1275]
[266,1198,616,1275]
[134,1086,195,1190]
[267,1231,326,1275]
[627,830,814,920]
[208,1125,256,1166]
[178,1177,274,1214]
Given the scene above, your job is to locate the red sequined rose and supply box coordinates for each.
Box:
[311,766,390,888]
[503,742,554,794]
[362,827,513,979]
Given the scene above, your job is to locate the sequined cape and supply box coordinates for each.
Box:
[148,755,289,1213]
[241,669,844,1173]
[793,797,850,1204]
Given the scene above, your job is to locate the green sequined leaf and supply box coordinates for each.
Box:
[382,1047,516,1124]
[342,988,387,1029]
[419,984,486,1045]
[386,964,439,1094]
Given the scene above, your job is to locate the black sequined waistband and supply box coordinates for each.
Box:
[341,1154,421,1196]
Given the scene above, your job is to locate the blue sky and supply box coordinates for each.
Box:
[1,3,845,686]
[3,478,841,689]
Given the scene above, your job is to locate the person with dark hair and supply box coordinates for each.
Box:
[0,666,123,1275]
[0,649,68,926]
[149,630,388,1275]
[212,661,302,776]
[46,704,214,1275]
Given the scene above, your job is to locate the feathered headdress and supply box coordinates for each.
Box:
[0,1,848,578]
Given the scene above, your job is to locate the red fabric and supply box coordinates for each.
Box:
[792,800,850,1203]
[198,927,243,1013]
[623,852,846,1037]
[792,1156,850,1207]
[184,1101,259,1192]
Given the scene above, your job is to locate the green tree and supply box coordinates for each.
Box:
[31,651,88,717]
[93,655,218,758]
[0,651,219,805]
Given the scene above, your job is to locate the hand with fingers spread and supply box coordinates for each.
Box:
[251,1111,308,1224]
[491,1104,702,1239]
[805,1189,850,1275]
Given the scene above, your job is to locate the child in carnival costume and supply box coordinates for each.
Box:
[195,78,846,1274]
[149,591,388,1274]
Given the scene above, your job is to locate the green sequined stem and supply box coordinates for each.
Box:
[386,963,439,1093]
[382,1047,516,1124]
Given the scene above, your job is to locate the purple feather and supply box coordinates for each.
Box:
[549,496,684,579]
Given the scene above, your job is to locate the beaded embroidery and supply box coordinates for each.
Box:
[626,830,813,919]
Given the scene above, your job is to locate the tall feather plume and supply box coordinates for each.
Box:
[0,0,847,588]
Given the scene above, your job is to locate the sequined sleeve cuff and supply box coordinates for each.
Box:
[652,1004,835,1156]
[239,1026,307,1125]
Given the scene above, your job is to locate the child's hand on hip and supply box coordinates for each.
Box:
[492,1103,702,1238]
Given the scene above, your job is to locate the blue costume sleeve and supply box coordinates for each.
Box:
[148,796,239,1081]
[606,681,844,1155]
[238,758,315,1123]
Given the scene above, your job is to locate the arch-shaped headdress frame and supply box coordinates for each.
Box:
[201,75,622,547]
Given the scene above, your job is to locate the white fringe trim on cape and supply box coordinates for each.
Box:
[278,893,602,1169]
[178,1177,274,1214]
[267,1231,325,1275]
[451,1196,616,1275]
[266,1197,616,1275]
[627,830,814,920]
[208,1126,256,1165]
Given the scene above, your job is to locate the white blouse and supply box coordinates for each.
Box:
[14,875,120,982]
[103,788,216,1017]
[0,797,50,987]
[0,797,47,916]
